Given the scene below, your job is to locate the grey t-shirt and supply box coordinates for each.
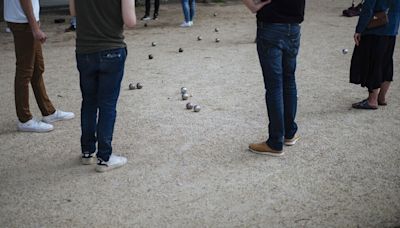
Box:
[75,0,126,54]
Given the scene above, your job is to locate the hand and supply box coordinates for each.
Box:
[33,28,47,43]
[354,33,361,46]
[253,0,271,13]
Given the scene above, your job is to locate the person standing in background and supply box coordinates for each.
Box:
[140,0,159,20]
[75,0,136,172]
[4,0,75,133]
[350,0,400,109]
[65,0,76,32]
[243,0,305,156]
[180,0,195,27]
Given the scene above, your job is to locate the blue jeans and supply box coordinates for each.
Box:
[76,48,127,161]
[256,22,301,151]
[181,0,195,23]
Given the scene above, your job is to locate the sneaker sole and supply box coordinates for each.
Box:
[95,162,127,173]
[284,136,300,146]
[18,127,54,133]
[248,148,284,157]
[81,157,97,165]
[43,115,75,123]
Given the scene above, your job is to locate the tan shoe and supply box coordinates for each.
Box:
[249,142,284,156]
[284,135,300,146]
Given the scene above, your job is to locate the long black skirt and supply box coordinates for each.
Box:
[350,35,396,91]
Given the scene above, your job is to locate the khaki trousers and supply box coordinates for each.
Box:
[8,22,55,123]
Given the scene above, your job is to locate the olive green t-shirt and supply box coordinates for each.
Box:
[75,0,126,54]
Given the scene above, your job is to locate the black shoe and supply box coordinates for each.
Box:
[64,25,76,32]
[153,13,158,20]
[141,15,151,20]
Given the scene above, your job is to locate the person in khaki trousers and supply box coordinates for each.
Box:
[4,0,75,132]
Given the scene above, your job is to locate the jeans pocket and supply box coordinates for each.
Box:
[101,49,126,63]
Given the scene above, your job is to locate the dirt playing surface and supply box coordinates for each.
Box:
[0,0,399,227]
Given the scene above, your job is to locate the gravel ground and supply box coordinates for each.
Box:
[0,0,399,227]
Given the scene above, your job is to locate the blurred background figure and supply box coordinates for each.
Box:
[180,0,195,27]
[141,0,159,20]
[65,0,76,32]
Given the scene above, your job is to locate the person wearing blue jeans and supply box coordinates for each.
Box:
[180,0,196,27]
[75,0,136,172]
[243,0,305,156]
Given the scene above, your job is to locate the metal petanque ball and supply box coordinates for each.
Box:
[179,48,184,53]
[213,13,217,17]
[186,102,194,110]
[136,82,143,89]
[151,42,156,47]
[342,49,349,54]
[148,54,153,59]
[129,83,136,90]
[215,28,219,32]
[193,105,201,112]
[144,23,148,27]
[197,36,202,41]
[215,38,220,43]
[182,93,189,100]
[181,87,187,94]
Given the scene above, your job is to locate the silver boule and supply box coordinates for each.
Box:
[193,105,201,112]
[342,48,349,54]
[215,38,220,43]
[136,82,143,89]
[151,42,157,46]
[186,102,194,110]
[182,93,189,100]
[129,83,136,90]
[214,28,219,32]
[197,36,202,41]
[181,87,187,94]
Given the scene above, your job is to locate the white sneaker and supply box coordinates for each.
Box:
[17,119,54,133]
[42,110,75,123]
[81,153,97,165]
[95,154,127,172]
[180,22,192,28]
[189,21,193,26]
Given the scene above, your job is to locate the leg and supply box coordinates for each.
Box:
[378,81,391,104]
[154,0,160,17]
[77,53,99,155]
[31,38,56,117]
[96,48,126,162]
[145,0,151,16]
[257,37,284,151]
[9,23,35,123]
[189,0,196,22]
[282,29,300,139]
[367,88,379,107]
[181,0,190,23]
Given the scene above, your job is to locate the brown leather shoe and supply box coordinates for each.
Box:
[249,142,284,156]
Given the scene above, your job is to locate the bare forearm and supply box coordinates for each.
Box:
[122,0,137,28]
[69,0,76,17]
[19,0,39,31]
[242,0,271,14]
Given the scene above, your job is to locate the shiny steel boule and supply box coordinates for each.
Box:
[186,102,194,110]
[136,83,143,89]
[342,49,349,54]
[182,93,189,100]
[181,87,187,94]
[193,105,201,112]
[129,83,136,90]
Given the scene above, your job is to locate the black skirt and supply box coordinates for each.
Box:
[350,35,396,91]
